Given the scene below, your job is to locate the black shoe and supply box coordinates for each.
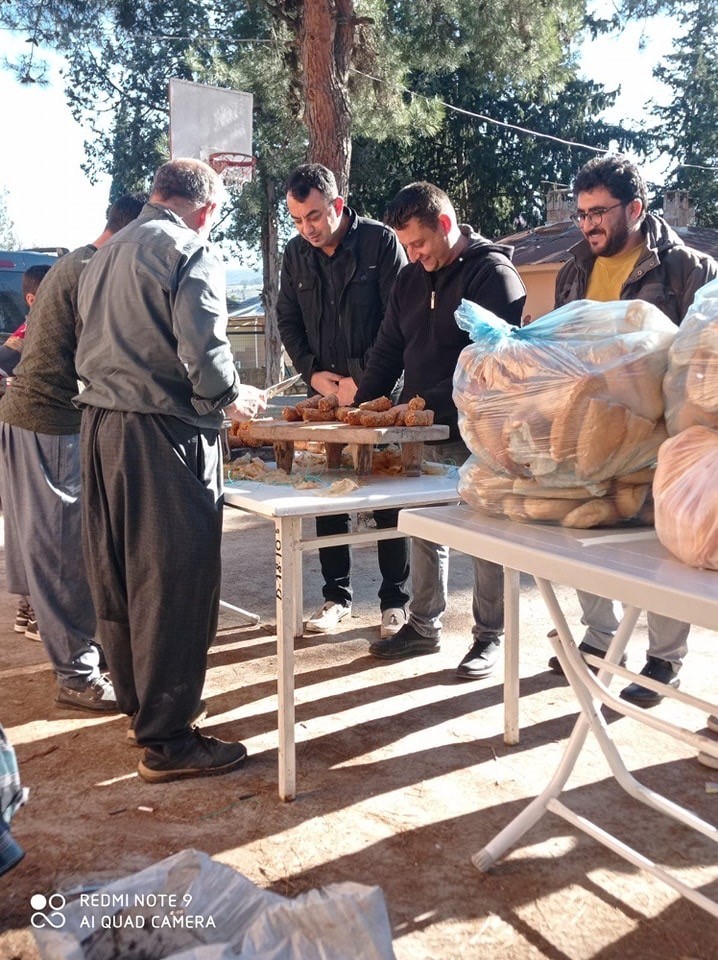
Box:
[369,623,440,660]
[127,700,208,745]
[457,638,501,680]
[137,730,247,783]
[55,676,119,713]
[620,657,680,708]
[548,641,627,676]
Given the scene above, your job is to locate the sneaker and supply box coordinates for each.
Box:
[620,656,680,708]
[369,623,440,660]
[548,641,627,676]
[55,675,119,713]
[380,607,407,639]
[456,638,501,680]
[127,700,208,745]
[24,618,42,642]
[137,729,247,783]
[14,598,33,633]
[305,601,351,634]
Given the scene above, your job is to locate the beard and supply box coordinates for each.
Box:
[587,217,631,258]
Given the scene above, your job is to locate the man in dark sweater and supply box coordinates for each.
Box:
[0,194,145,711]
[358,182,526,679]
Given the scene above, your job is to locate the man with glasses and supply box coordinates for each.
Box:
[553,154,717,705]
[277,164,410,638]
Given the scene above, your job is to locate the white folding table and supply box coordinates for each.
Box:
[398,504,718,916]
[223,470,460,801]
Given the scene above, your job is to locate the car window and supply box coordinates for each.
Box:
[0,292,23,336]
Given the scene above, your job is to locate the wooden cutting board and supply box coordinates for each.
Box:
[245,419,449,475]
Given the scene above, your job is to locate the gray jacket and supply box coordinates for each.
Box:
[555,213,717,324]
[76,203,238,429]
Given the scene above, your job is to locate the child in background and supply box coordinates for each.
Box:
[0,264,52,380]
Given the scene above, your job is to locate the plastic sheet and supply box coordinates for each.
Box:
[654,425,718,569]
[33,848,396,960]
[663,277,718,436]
[453,297,676,527]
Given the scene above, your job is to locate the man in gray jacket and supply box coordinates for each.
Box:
[552,154,717,706]
[77,159,264,782]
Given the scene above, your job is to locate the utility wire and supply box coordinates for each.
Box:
[350,67,717,174]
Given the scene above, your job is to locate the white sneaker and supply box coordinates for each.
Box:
[380,607,408,639]
[305,601,351,634]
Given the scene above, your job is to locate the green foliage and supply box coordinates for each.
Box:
[648,0,718,226]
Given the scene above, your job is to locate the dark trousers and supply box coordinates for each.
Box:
[80,407,223,749]
[316,509,410,609]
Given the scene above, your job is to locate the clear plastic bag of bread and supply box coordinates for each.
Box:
[663,277,718,436]
[452,297,677,515]
[654,424,718,568]
[457,455,655,529]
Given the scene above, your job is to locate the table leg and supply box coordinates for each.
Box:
[503,567,520,745]
[273,440,295,473]
[401,441,423,476]
[274,516,298,801]
[474,579,637,871]
[325,441,343,469]
[352,444,373,475]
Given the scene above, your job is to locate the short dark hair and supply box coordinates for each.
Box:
[151,159,221,206]
[384,182,452,231]
[285,164,338,203]
[22,264,52,299]
[105,193,148,233]
[573,155,647,212]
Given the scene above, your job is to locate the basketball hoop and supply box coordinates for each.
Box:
[209,152,256,190]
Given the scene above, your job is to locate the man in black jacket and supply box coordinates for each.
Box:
[277,164,410,638]
[359,182,526,678]
[551,154,717,706]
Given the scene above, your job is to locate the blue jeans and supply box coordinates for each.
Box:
[407,441,504,641]
[577,591,689,669]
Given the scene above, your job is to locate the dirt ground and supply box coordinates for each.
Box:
[1,502,717,959]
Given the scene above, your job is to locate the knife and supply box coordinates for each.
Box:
[262,373,302,400]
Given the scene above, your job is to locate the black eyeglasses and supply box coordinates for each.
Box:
[570,201,626,227]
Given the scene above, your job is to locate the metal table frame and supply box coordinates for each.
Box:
[224,471,461,801]
[398,504,718,917]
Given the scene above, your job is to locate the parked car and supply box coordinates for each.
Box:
[0,248,68,344]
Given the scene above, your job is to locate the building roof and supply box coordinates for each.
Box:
[498,219,718,266]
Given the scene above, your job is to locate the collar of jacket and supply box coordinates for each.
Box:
[458,223,517,262]
[137,201,199,232]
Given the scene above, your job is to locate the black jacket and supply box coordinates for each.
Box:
[355,228,526,438]
[555,213,717,324]
[276,208,407,387]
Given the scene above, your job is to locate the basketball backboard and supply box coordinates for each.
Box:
[169,79,254,185]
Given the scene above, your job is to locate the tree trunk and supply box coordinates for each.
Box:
[261,177,283,387]
[300,0,354,193]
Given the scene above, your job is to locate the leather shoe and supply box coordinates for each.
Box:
[548,641,626,676]
[456,638,500,679]
[369,623,439,660]
[620,656,680,708]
